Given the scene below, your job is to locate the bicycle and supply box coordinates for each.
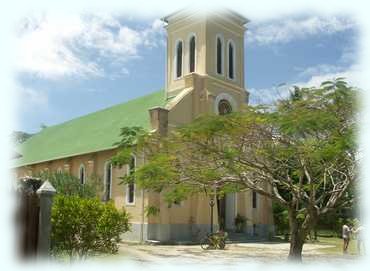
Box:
[200,231,228,250]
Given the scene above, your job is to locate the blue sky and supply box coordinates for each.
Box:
[14,12,359,133]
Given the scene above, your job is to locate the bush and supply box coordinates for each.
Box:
[273,202,289,236]
[234,214,247,232]
[37,171,102,198]
[51,195,130,260]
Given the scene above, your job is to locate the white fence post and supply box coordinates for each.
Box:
[36,181,56,257]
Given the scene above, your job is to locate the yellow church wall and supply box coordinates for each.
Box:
[167,88,194,126]
[15,149,148,225]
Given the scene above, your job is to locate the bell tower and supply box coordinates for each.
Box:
[159,8,249,130]
[162,9,249,110]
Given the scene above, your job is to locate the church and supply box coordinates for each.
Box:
[14,9,274,242]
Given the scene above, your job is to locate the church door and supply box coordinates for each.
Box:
[217,196,226,230]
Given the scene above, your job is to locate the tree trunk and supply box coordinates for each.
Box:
[287,209,306,262]
[288,229,305,261]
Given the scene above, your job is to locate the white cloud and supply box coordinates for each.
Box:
[15,86,48,110]
[248,64,361,105]
[296,64,346,79]
[247,16,356,45]
[295,64,360,88]
[15,13,165,80]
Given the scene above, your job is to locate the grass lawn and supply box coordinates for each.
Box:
[308,236,358,255]
[275,233,359,256]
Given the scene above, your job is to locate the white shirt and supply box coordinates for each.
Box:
[342,224,351,239]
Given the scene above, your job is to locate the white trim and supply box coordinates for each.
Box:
[173,39,184,80]
[187,33,197,74]
[214,93,237,115]
[104,161,113,200]
[125,155,136,206]
[78,163,86,185]
[215,34,224,76]
[227,39,236,81]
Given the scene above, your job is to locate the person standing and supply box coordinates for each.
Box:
[354,225,365,255]
[342,221,352,254]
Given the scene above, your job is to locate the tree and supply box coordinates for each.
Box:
[51,195,130,260]
[37,171,102,198]
[11,131,33,144]
[113,79,357,261]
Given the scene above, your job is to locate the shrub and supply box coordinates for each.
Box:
[51,195,130,260]
[234,214,247,232]
[37,171,102,198]
[273,202,289,236]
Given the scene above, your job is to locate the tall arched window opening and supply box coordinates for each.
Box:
[252,190,257,208]
[79,164,86,185]
[126,156,136,204]
[228,41,235,79]
[189,36,196,73]
[175,41,183,78]
[216,37,223,75]
[104,162,112,201]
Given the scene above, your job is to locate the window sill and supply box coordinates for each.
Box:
[226,76,237,82]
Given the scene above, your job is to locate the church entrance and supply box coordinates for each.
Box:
[217,193,236,231]
[217,196,226,230]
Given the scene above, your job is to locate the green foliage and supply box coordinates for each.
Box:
[114,126,147,148]
[273,202,290,235]
[11,130,33,144]
[36,171,101,198]
[51,195,130,260]
[112,126,148,167]
[144,206,160,217]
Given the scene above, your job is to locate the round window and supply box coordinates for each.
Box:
[218,99,232,115]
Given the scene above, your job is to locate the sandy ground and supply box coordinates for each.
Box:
[115,242,359,266]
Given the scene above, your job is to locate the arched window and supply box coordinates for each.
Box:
[218,99,233,115]
[227,40,235,80]
[104,162,112,201]
[56,167,62,174]
[126,155,136,204]
[189,35,196,73]
[216,36,223,75]
[79,164,86,185]
[252,190,257,208]
[175,40,183,78]
[214,93,236,115]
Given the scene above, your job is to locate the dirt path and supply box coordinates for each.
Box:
[117,242,358,265]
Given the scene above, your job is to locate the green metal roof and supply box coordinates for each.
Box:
[14,90,165,168]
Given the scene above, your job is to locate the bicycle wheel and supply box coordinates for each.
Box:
[200,237,210,250]
[218,239,226,249]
